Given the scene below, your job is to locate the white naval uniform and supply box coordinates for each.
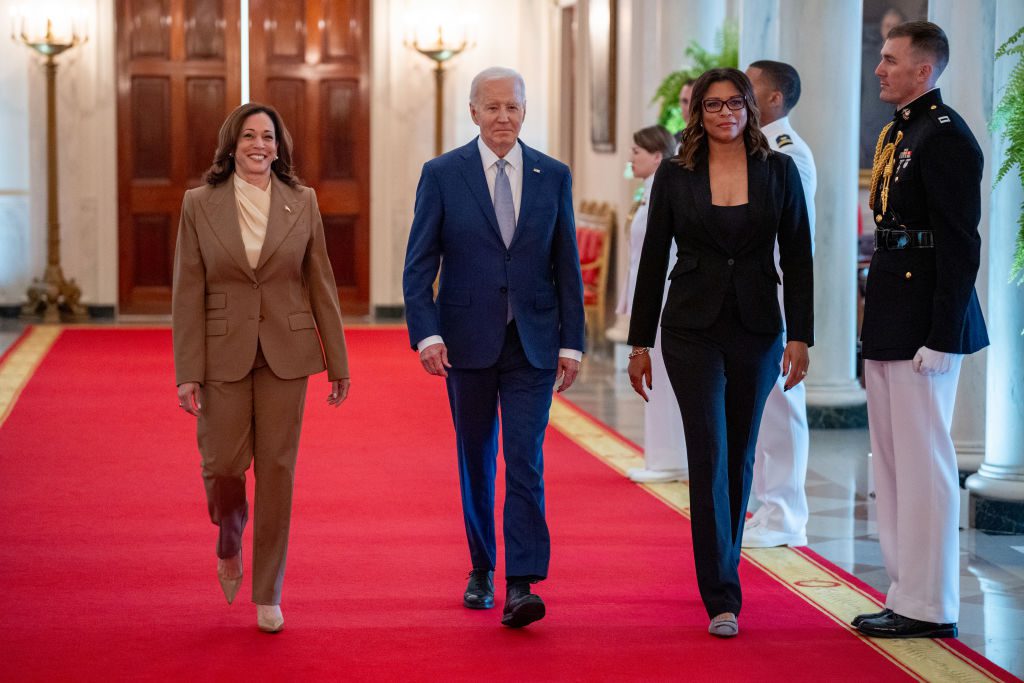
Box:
[617,175,688,474]
[747,116,817,544]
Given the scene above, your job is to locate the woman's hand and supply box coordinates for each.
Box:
[627,348,653,402]
[328,379,350,407]
[177,382,202,416]
[782,341,809,391]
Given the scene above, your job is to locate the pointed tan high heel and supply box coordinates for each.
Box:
[257,604,284,633]
[217,550,243,605]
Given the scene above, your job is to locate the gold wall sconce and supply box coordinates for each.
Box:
[405,14,475,157]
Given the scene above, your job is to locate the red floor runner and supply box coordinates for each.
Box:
[0,328,983,681]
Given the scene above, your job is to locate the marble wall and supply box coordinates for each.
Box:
[369,0,556,309]
[0,0,118,308]
[0,0,33,304]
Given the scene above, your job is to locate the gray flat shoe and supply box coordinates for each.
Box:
[708,612,738,637]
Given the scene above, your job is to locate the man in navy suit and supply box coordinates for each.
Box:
[403,67,585,628]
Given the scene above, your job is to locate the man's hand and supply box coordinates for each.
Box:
[782,341,810,391]
[327,379,350,407]
[420,342,451,378]
[627,349,652,402]
[913,346,953,376]
[556,357,581,393]
[177,382,202,416]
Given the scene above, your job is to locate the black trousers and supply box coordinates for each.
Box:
[660,299,783,617]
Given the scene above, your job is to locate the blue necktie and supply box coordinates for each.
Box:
[494,159,515,321]
[494,159,516,247]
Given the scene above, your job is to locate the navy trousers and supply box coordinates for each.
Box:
[660,299,783,617]
[445,321,556,580]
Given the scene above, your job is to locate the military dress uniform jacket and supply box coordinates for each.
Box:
[172,176,349,385]
[860,89,989,361]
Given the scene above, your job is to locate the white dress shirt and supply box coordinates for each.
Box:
[417,137,582,362]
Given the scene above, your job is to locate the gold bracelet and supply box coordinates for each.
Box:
[628,347,650,359]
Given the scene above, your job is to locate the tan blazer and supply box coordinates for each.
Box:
[172,175,349,385]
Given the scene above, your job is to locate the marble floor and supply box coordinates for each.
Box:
[2,318,1022,677]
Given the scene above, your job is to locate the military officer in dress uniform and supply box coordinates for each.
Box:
[742,60,817,549]
[855,21,988,639]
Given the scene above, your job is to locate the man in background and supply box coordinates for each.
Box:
[742,60,817,549]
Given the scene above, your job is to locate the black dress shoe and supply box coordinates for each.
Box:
[501,582,545,628]
[856,611,957,639]
[851,607,892,627]
[464,569,494,609]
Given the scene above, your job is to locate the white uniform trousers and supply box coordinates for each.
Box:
[751,375,809,538]
[865,357,963,624]
[645,326,688,472]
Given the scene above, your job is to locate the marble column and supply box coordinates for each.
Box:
[738,0,779,68]
[929,0,995,473]
[778,0,867,426]
[967,0,1024,507]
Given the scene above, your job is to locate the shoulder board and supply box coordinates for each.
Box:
[775,134,793,148]
[926,104,955,126]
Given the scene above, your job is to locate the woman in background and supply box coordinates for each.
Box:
[616,125,689,484]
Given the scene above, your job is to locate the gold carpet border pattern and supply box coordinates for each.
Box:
[0,326,61,429]
[549,396,1006,683]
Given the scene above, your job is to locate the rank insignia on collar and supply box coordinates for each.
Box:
[902,108,911,120]
[938,115,950,124]
[775,134,793,148]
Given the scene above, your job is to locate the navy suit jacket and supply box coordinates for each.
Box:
[403,138,585,370]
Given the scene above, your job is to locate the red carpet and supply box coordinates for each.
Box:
[0,327,1013,681]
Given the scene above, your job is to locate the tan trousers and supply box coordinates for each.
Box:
[196,348,308,605]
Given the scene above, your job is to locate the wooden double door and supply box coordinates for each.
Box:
[116,0,370,315]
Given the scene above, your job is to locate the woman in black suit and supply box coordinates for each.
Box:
[627,68,813,637]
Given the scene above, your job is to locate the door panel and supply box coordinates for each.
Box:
[249,0,371,314]
[117,0,369,314]
[117,0,240,313]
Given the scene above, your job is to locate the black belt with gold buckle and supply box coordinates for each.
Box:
[873,228,934,251]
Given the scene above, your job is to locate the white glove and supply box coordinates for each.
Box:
[912,346,954,376]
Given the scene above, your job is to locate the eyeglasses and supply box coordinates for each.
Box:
[702,96,746,113]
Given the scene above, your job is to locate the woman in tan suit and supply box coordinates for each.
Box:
[172,102,350,633]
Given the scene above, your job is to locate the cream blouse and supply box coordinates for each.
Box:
[233,173,272,269]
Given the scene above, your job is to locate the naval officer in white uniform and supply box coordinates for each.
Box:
[741,61,817,548]
[616,125,689,483]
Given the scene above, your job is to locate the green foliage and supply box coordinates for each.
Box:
[650,21,739,133]
[991,25,1024,285]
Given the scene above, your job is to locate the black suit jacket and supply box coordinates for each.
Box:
[627,150,814,347]
[860,89,988,361]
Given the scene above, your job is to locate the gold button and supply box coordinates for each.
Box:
[930,105,937,110]
[875,214,883,222]
[905,271,912,280]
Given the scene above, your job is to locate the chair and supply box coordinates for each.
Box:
[575,201,616,344]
